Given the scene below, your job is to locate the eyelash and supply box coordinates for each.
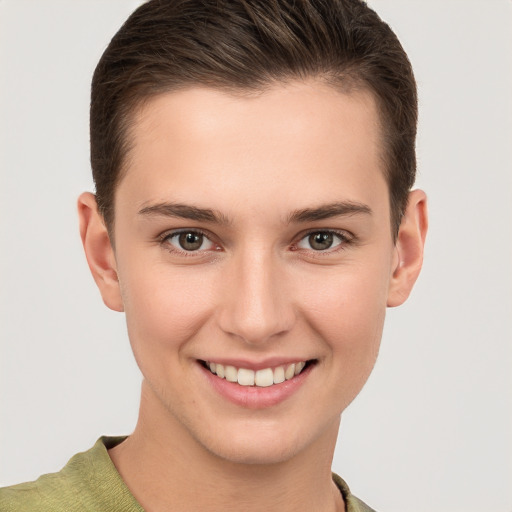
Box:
[158,228,220,257]
[291,229,353,255]
[158,228,354,256]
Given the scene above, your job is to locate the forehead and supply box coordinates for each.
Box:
[118,80,388,222]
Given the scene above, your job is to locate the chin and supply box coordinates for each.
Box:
[194,416,337,467]
[204,434,300,466]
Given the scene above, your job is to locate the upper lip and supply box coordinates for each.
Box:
[199,357,315,371]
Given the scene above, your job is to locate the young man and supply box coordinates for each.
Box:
[0,1,427,511]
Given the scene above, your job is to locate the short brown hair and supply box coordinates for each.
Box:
[91,0,417,236]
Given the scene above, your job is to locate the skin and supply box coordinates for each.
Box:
[78,80,427,512]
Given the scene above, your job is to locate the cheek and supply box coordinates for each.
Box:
[299,262,389,370]
[119,263,215,371]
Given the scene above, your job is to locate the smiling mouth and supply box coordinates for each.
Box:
[201,360,315,388]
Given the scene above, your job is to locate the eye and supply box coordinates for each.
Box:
[165,230,216,252]
[296,231,347,251]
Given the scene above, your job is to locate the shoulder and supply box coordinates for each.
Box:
[0,473,77,512]
[332,473,378,512]
[0,436,142,512]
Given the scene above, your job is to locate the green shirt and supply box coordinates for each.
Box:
[0,437,376,512]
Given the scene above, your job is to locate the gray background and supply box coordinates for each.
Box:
[1,1,511,511]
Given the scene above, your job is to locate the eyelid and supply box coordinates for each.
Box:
[292,228,354,252]
[156,227,355,256]
[158,228,220,255]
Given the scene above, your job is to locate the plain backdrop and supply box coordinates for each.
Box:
[1,1,511,511]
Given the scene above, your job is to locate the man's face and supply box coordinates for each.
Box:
[110,81,399,464]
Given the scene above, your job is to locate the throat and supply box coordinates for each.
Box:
[114,379,342,512]
[109,427,342,512]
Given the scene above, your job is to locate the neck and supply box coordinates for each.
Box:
[109,380,345,512]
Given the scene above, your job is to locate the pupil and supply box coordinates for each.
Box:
[179,232,203,251]
[310,232,333,250]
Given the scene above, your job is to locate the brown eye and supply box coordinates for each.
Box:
[308,232,334,250]
[179,232,204,251]
[296,231,347,252]
[165,231,215,252]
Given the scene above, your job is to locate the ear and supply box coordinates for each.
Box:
[387,189,428,307]
[77,192,124,312]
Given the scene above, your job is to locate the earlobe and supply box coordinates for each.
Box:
[387,189,428,307]
[77,192,124,312]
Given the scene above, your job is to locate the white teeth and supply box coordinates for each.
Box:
[273,366,285,384]
[216,363,225,379]
[255,368,274,387]
[225,365,237,382]
[238,368,255,386]
[285,364,296,380]
[206,360,309,387]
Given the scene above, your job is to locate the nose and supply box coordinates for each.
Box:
[216,247,296,346]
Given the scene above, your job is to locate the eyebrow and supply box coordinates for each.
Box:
[138,202,231,225]
[138,200,372,225]
[287,201,372,223]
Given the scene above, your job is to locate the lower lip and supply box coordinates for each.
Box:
[198,362,314,409]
